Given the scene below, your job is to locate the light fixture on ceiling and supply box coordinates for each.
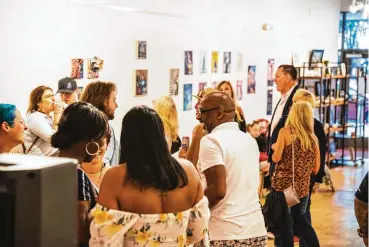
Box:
[68,0,186,19]
[349,0,369,18]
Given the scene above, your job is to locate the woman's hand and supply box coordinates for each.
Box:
[179,147,187,158]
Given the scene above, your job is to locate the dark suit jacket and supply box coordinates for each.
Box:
[268,86,299,175]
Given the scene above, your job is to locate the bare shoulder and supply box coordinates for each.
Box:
[279,127,290,135]
[177,158,199,178]
[101,164,126,185]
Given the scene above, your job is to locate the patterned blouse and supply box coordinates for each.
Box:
[89,197,210,247]
[272,138,317,198]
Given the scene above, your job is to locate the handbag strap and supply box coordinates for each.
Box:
[22,136,40,154]
[291,128,295,189]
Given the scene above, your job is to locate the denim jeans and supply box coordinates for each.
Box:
[274,196,320,247]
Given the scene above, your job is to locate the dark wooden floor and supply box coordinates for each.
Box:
[266,160,368,247]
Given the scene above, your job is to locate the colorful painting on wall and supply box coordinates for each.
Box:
[223,52,231,73]
[267,89,273,115]
[169,68,179,96]
[87,56,104,79]
[198,82,207,94]
[212,81,218,88]
[247,65,256,94]
[183,84,193,111]
[236,81,243,100]
[199,51,208,74]
[135,69,148,96]
[267,59,275,87]
[71,58,84,79]
[137,41,147,59]
[184,51,193,75]
[211,51,219,73]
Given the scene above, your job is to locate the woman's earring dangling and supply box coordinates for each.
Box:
[85,141,100,156]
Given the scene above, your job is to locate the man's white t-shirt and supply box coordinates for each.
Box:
[199,122,266,241]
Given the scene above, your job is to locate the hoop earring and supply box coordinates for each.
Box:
[85,141,100,156]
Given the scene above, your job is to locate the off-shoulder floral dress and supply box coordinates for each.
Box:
[89,197,210,247]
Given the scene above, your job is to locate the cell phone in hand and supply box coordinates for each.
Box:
[182,136,190,150]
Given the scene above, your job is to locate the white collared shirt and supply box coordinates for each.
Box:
[23,111,59,156]
[199,122,266,241]
[271,84,297,134]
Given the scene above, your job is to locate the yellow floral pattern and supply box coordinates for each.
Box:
[89,197,210,247]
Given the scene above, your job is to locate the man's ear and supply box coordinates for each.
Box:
[217,109,224,120]
[1,122,10,133]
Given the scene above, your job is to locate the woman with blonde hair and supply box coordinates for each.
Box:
[271,101,320,247]
[216,81,246,132]
[153,95,181,153]
[292,89,327,247]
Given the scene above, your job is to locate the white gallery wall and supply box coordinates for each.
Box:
[0,0,341,139]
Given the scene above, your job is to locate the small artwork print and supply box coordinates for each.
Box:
[198,82,207,94]
[200,51,208,74]
[223,52,231,73]
[236,81,243,100]
[135,70,148,96]
[184,51,193,75]
[309,49,324,66]
[267,89,273,115]
[87,56,104,79]
[212,81,218,88]
[137,41,147,59]
[169,69,179,96]
[71,58,84,79]
[183,84,193,111]
[211,51,219,73]
[247,66,256,94]
[236,53,243,72]
[267,59,275,86]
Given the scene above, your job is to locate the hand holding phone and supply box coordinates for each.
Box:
[181,136,190,150]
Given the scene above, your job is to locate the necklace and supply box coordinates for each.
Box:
[81,164,104,187]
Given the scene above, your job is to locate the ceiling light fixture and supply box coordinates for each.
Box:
[68,0,186,19]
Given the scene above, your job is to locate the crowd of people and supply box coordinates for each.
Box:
[0,65,367,247]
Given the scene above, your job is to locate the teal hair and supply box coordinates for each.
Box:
[0,104,17,127]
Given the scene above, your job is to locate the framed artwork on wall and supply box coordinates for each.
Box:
[184,51,193,75]
[199,51,208,74]
[71,58,84,79]
[236,81,243,100]
[247,66,256,94]
[211,51,219,73]
[137,41,147,59]
[169,69,179,96]
[183,84,193,111]
[267,59,275,86]
[223,52,231,73]
[309,49,324,67]
[134,69,148,96]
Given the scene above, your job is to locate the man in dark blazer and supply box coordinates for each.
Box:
[268,65,299,176]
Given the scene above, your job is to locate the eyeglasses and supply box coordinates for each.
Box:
[43,94,55,99]
[199,107,235,115]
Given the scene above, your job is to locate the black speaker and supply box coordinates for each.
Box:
[0,154,78,247]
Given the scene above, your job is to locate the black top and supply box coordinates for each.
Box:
[170,135,182,154]
[256,133,268,153]
[313,119,327,183]
[77,169,97,210]
[355,173,368,203]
